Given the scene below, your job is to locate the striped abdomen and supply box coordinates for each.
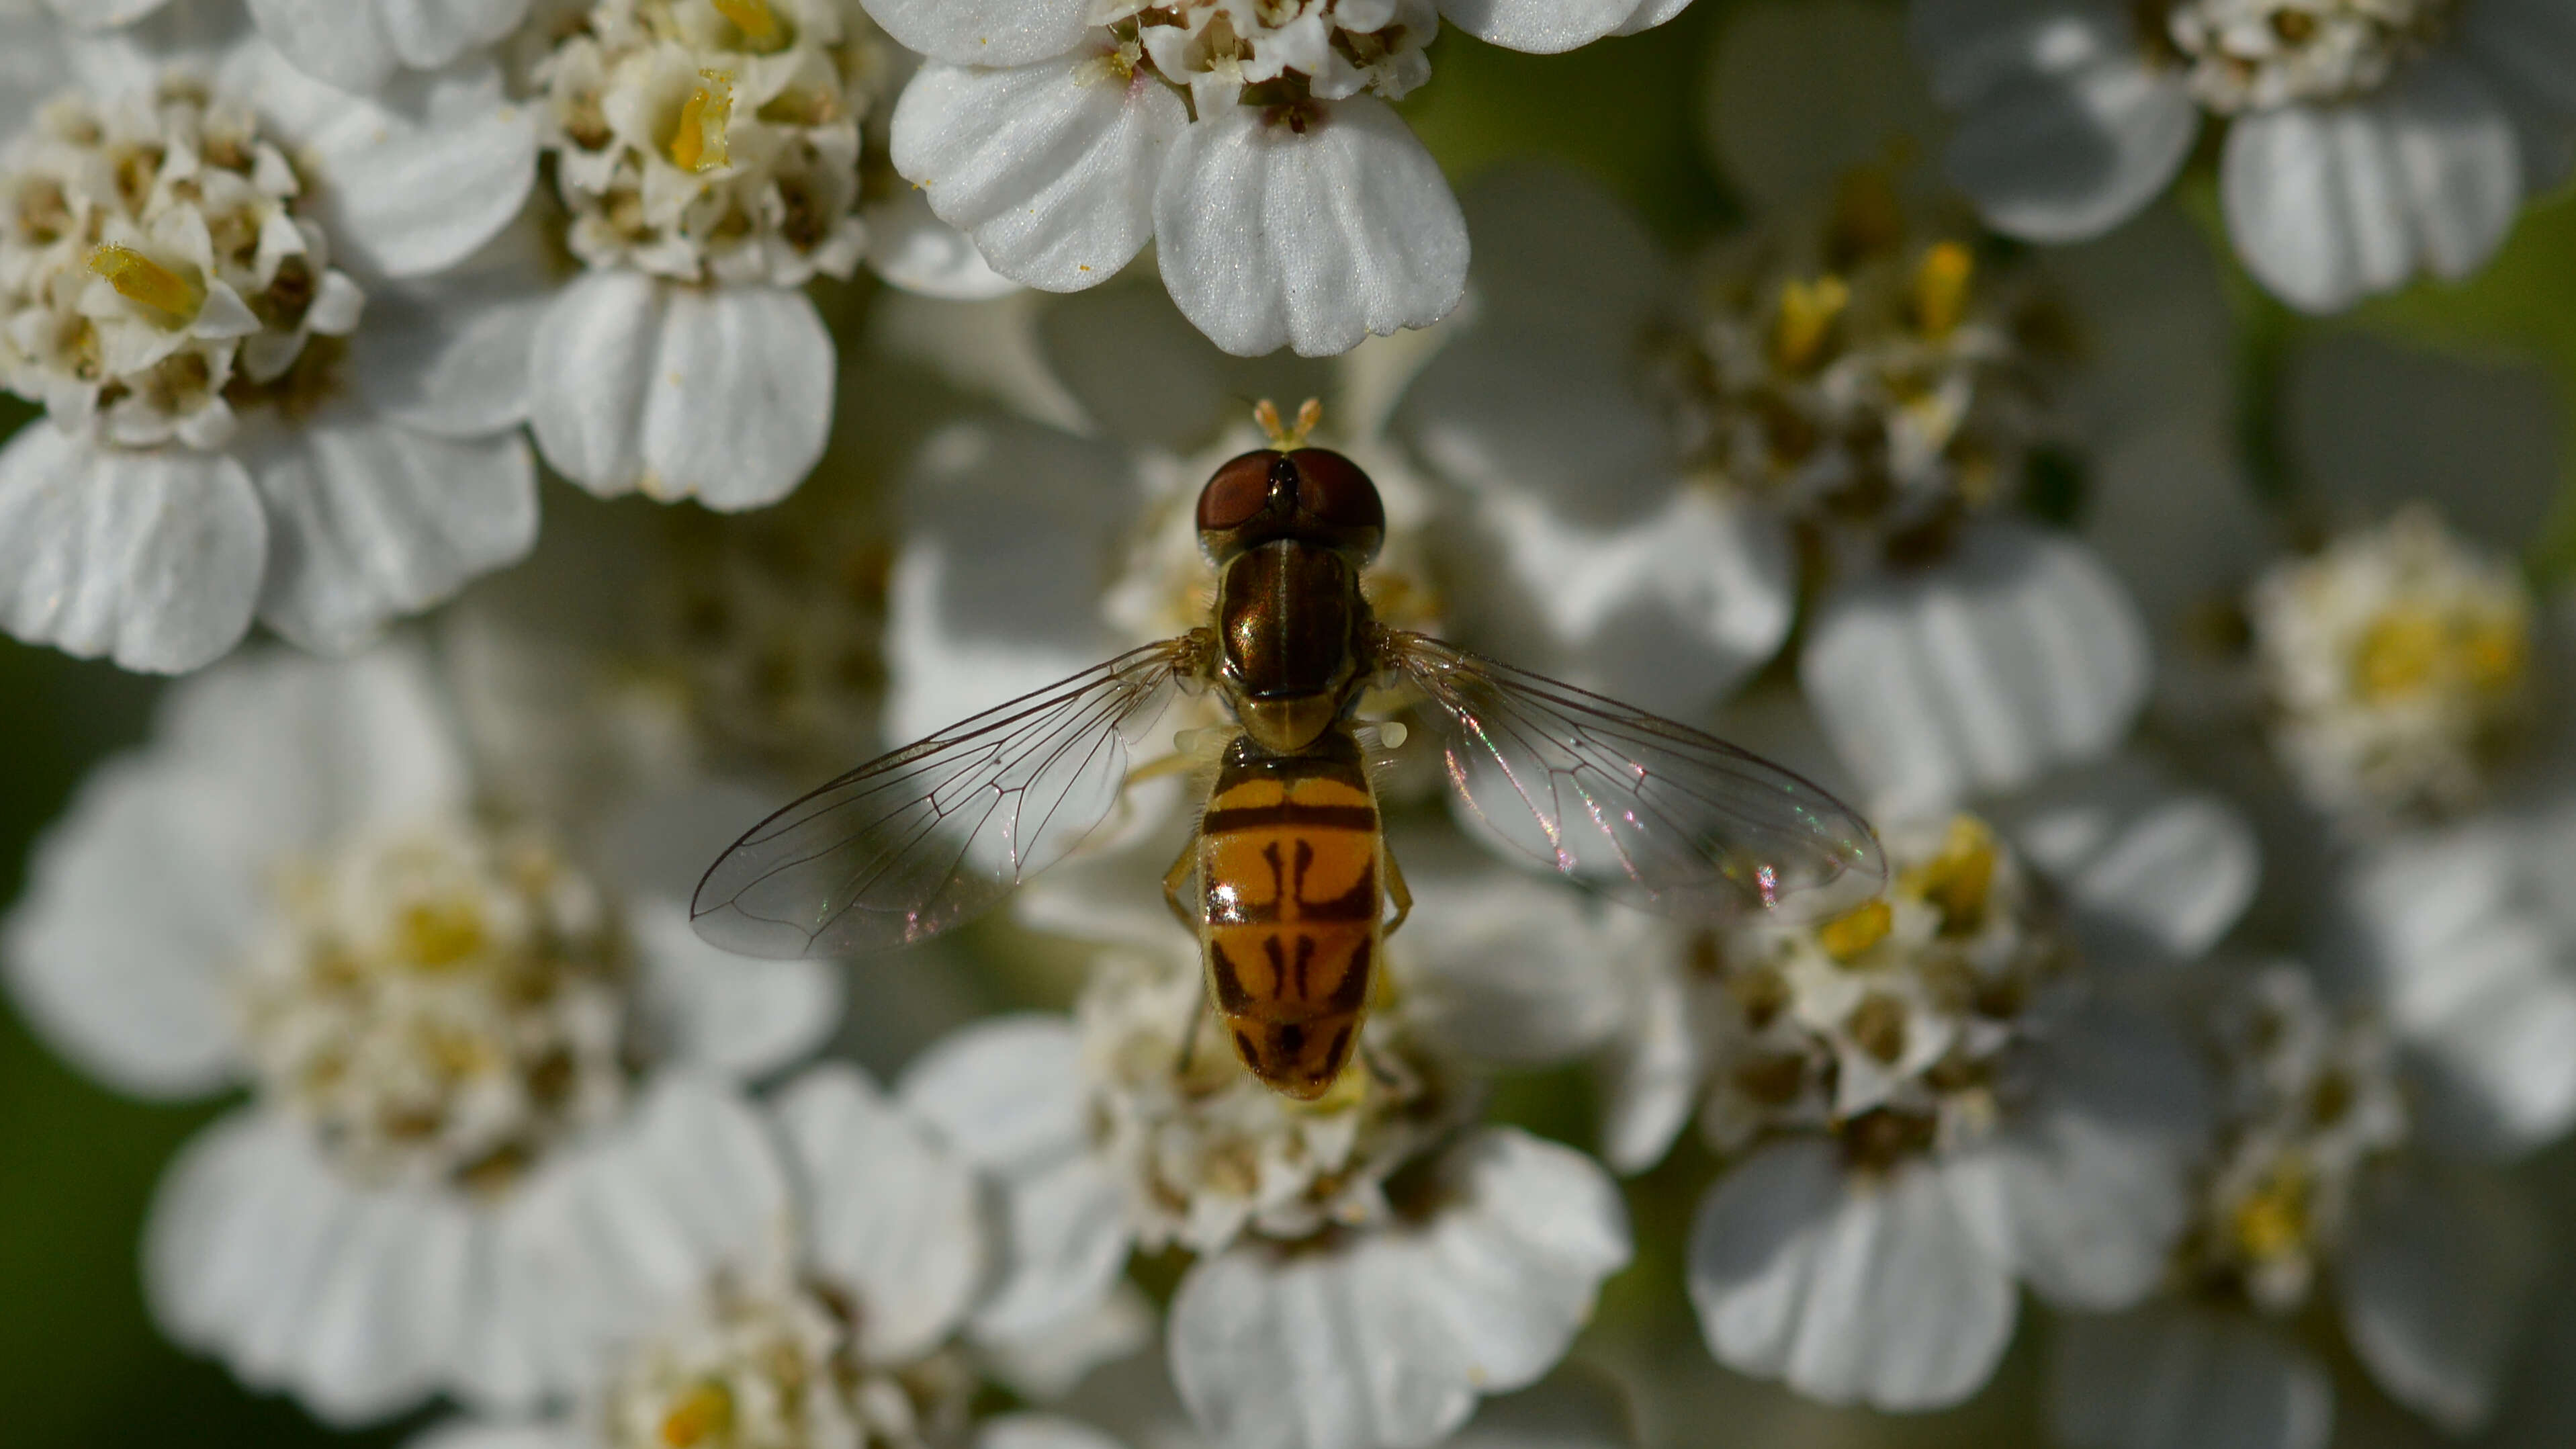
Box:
[1196,732,1382,1100]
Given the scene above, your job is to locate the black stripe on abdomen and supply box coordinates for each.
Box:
[1200,803,1378,834]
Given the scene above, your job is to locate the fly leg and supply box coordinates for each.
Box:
[1383,849,1413,938]
[1173,988,1208,1078]
[1165,840,1206,1077]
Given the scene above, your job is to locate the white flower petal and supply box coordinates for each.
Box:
[631,898,841,1079]
[979,1415,1130,1449]
[1154,95,1468,357]
[1169,1129,1631,1449]
[1801,522,2150,820]
[2049,1305,2331,1449]
[353,221,555,438]
[2223,56,2522,313]
[975,1283,1155,1401]
[973,1151,1135,1342]
[242,50,539,281]
[459,1075,791,1411]
[1595,959,1701,1176]
[2323,826,2576,1157]
[1998,757,2260,972]
[775,1064,985,1362]
[898,1014,1090,1169]
[1437,0,1656,54]
[863,189,1024,301]
[1441,166,1670,337]
[530,273,834,510]
[1393,827,1657,1066]
[1687,1138,2014,1409]
[42,0,169,28]
[247,0,531,93]
[891,57,1185,293]
[1,9,71,138]
[2336,1161,2542,1434]
[884,417,1132,742]
[245,412,537,656]
[1947,1000,2205,1309]
[1707,0,1943,212]
[1914,0,2197,243]
[145,1110,476,1425]
[0,425,264,674]
[410,1423,587,1449]
[864,0,1095,68]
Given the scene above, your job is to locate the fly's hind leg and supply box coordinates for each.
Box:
[1163,839,1208,1077]
[1383,848,1413,938]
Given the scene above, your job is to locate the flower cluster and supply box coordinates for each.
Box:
[6,1,2576,1448]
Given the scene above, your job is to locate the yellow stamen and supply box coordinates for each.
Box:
[710,0,783,45]
[1771,275,1849,374]
[2229,1160,2312,1262]
[2352,609,2444,701]
[1912,242,1975,340]
[1816,898,1892,962]
[87,244,203,322]
[669,69,736,173]
[1907,817,1998,938]
[659,1382,734,1448]
[397,899,488,970]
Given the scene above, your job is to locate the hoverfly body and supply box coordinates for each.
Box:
[693,400,1887,1100]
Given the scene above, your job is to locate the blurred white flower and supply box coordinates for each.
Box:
[2051,962,2551,1447]
[406,1061,1128,1449]
[0,11,541,672]
[1642,802,2226,1410]
[997,1356,1642,1449]
[868,0,1699,357]
[35,0,534,93]
[513,0,1008,511]
[0,642,840,1423]
[1910,0,2576,310]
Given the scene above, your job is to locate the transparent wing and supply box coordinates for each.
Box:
[1382,631,1886,924]
[691,639,1198,959]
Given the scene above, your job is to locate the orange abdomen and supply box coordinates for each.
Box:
[1196,738,1382,1100]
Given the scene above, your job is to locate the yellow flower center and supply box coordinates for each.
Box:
[87,243,204,324]
[1771,275,1850,374]
[1816,898,1893,962]
[1905,816,1998,937]
[1911,242,1974,340]
[711,0,783,46]
[658,1381,735,1448]
[2229,1158,2313,1263]
[669,69,737,173]
[2350,603,2530,703]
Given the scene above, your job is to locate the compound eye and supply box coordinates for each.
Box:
[1287,449,1385,533]
[1198,451,1281,531]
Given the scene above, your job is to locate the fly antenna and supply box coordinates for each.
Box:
[1254,396,1324,450]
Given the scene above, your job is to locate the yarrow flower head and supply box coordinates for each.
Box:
[32,0,538,93]
[0,13,542,672]
[517,0,1008,513]
[2248,506,2534,826]
[1910,0,2576,309]
[1,642,840,1423]
[871,0,1699,357]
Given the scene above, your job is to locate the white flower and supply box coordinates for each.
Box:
[888,830,1635,1449]
[403,1061,1118,1449]
[869,0,1697,355]
[32,0,533,94]
[2049,963,2552,1446]
[1910,0,2576,310]
[515,0,1006,512]
[0,15,542,672]
[1,642,840,1423]
[1636,798,2232,1410]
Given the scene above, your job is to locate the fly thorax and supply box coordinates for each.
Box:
[2248,506,2534,826]
[2176,965,2408,1313]
[236,817,637,1195]
[0,77,365,449]
[531,0,891,286]
[2156,0,2460,112]
[605,1274,971,1449]
[1691,815,2071,1170]
[1642,169,2078,572]
[1075,949,1468,1255]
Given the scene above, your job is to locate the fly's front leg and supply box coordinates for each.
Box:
[1383,847,1413,938]
[1163,840,1198,934]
